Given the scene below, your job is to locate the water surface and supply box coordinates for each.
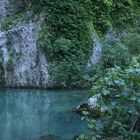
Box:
[0,89,89,140]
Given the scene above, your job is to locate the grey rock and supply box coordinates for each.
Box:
[88,94,101,107]
[87,33,102,67]
[0,0,53,88]
[0,0,7,21]
[0,16,51,88]
[76,94,107,114]
[77,94,101,110]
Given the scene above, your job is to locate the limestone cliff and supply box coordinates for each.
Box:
[0,0,51,88]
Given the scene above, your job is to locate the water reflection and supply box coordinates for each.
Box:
[0,89,88,140]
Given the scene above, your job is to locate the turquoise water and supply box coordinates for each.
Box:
[0,89,89,140]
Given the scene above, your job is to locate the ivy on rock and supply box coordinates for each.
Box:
[38,0,94,87]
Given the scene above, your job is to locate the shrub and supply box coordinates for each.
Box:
[52,37,72,60]
[101,37,131,68]
[49,57,86,88]
[78,56,140,140]
[91,0,136,32]
[123,33,140,56]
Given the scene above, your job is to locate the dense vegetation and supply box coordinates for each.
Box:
[78,55,140,140]
[38,0,94,87]
[78,21,140,139]
[36,0,139,88]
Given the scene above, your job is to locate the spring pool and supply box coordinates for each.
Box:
[0,89,89,140]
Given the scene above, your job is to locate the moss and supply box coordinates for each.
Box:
[6,36,13,51]
[0,11,24,30]
[35,54,40,66]
[0,63,5,86]
[5,40,14,72]
[6,58,14,72]
[0,0,36,31]
[0,51,3,59]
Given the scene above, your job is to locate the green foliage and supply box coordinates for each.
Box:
[109,0,134,27]
[39,0,93,58]
[49,58,86,88]
[118,13,140,56]
[34,0,139,87]
[124,33,140,56]
[38,0,94,88]
[101,37,131,68]
[38,0,138,88]
[50,37,72,60]
[91,0,113,32]
[78,56,140,140]
[0,11,24,30]
[91,0,137,32]
[121,20,140,56]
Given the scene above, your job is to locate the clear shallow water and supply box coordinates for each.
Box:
[0,89,89,140]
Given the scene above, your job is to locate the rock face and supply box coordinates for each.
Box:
[0,0,51,88]
[88,94,100,107]
[88,33,102,67]
[0,0,7,21]
[0,21,50,87]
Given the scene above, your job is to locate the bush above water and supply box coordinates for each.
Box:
[101,37,131,68]
[78,56,140,140]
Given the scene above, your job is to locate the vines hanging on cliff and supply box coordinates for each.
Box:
[38,0,94,87]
